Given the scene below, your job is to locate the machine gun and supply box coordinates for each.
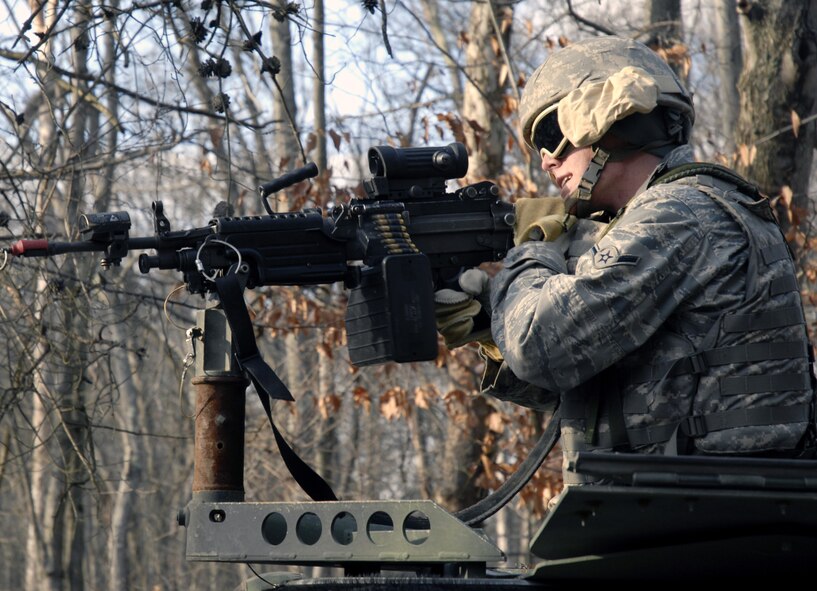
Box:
[7,144,817,591]
[9,143,817,589]
[7,142,513,367]
[6,140,537,530]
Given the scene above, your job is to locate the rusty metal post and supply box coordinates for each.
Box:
[190,307,248,503]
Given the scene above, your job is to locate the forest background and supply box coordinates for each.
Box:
[0,0,815,590]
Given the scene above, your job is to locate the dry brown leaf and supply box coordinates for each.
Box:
[209,126,223,148]
[498,63,508,88]
[737,143,757,168]
[328,128,343,150]
[380,387,408,421]
[380,395,400,421]
[437,112,465,143]
[466,118,486,133]
[657,43,692,78]
[305,132,317,154]
[792,110,802,138]
[317,394,341,419]
[316,341,333,360]
[780,185,794,207]
[499,94,517,118]
[414,386,436,410]
[499,8,512,34]
[486,412,505,433]
[353,386,370,412]
[443,388,467,406]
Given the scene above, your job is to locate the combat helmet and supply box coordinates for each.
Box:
[520,37,694,216]
[520,36,694,155]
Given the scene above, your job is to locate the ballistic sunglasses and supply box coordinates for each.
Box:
[530,103,570,160]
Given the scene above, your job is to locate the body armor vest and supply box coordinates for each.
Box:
[560,165,816,484]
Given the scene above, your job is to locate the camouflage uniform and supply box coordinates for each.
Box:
[483,146,816,483]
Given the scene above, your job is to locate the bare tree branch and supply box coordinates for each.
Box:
[0,49,274,129]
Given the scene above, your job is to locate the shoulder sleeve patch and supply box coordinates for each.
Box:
[591,245,641,268]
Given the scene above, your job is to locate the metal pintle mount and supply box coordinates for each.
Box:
[180,499,504,568]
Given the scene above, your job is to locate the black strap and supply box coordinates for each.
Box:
[651,162,764,200]
[626,403,813,449]
[770,274,800,296]
[605,386,630,450]
[628,340,810,384]
[454,406,561,527]
[213,272,563,517]
[215,274,294,403]
[723,306,805,333]
[760,242,790,264]
[214,273,337,502]
[720,372,812,396]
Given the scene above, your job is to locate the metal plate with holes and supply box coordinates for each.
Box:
[182,499,504,566]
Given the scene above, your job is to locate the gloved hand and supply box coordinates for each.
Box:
[513,197,577,246]
[434,268,493,349]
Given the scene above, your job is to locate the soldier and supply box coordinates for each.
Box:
[436,36,816,486]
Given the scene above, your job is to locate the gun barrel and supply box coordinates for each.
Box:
[9,239,108,257]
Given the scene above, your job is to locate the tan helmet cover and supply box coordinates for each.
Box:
[519,36,694,151]
[558,66,659,148]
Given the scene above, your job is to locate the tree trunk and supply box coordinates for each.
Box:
[429,0,515,512]
[60,6,97,587]
[407,401,432,499]
[433,393,492,512]
[107,322,144,589]
[419,0,464,107]
[734,0,817,244]
[268,7,309,493]
[645,0,683,45]
[461,0,514,181]
[644,0,687,81]
[24,2,70,589]
[713,0,743,152]
[92,0,120,212]
[269,0,301,210]
[312,0,327,188]
[25,392,59,591]
[315,339,336,487]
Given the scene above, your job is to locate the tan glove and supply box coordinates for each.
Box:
[478,341,503,363]
[514,197,577,245]
[434,269,493,349]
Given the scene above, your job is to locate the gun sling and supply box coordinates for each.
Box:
[215,273,338,502]
[215,272,560,521]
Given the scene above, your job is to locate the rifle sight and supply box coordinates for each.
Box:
[367,142,468,180]
[363,142,469,200]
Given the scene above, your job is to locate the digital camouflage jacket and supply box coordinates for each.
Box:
[483,146,816,483]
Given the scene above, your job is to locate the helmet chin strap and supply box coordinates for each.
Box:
[564,147,610,218]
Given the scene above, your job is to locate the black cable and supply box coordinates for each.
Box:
[454,406,561,527]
